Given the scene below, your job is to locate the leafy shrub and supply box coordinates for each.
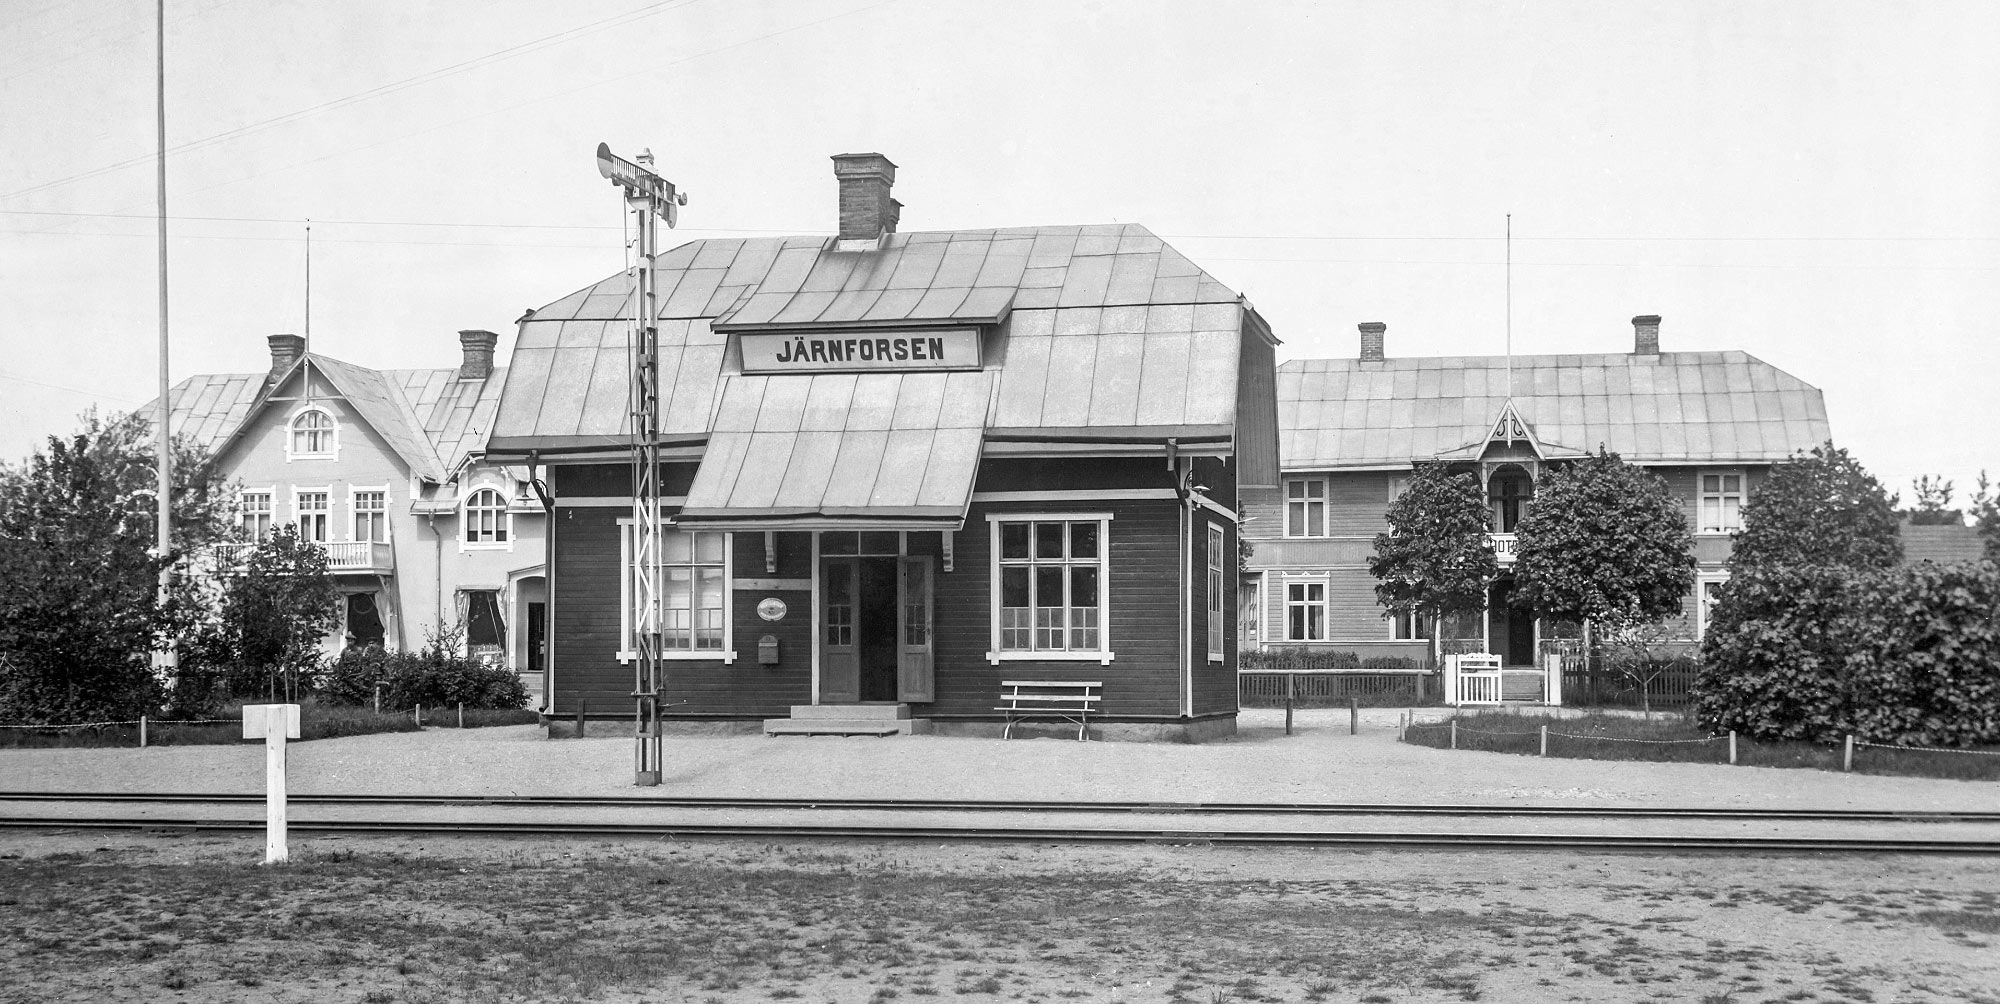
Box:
[1239,647,1421,671]
[321,627,527,711]
[1694,561,2000,746]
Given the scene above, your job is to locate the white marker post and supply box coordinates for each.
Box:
[241,704,300,864]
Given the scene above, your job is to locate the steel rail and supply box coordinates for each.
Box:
[0,814,1994,854]
[0,791,1995,823]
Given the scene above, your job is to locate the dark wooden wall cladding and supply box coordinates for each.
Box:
[972,457,1178,493]
[550,461,698,499]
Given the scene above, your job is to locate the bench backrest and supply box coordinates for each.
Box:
[999,681,1101,707]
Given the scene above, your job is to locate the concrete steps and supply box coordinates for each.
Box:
[763,703,931,737]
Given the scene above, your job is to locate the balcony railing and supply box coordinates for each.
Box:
[1486,532,1518,564]
[217,540,394,574]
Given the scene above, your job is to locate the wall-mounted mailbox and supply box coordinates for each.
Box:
[758,634,780,665]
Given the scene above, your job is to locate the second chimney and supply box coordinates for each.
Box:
[831,153,900,242]
[1632,314,1661,355]
[458,329,498,381]
[267,333,306,383]
[1359,321,1386,363]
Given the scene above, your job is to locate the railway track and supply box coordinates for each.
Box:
[3,792,1997,854]
[1,791,1996,823]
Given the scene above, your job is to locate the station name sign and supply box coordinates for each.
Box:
[739,328,981,374]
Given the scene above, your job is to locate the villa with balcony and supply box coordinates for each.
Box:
[1239,315,1831,704]
[147,331,549,703]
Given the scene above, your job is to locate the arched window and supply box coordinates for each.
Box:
[289,408,336,457]
[464,487,509,544]
[1488,466,1534,532]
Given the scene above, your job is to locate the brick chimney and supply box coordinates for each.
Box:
[1632,314,1661,355]
[831,153,900,242]
[267,333,305,383]
[458,329,498,381]
[1359,321,1386,363]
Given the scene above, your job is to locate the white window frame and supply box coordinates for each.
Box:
[986,513,1115,665]
[461,486,512,551]
[1696,572,1729,640]
[349,485,390,544]
[1285,575,1328,642]
[617,521,735,664]
[1284,478,1328,538]
[1698,469,1746,535]
[240,487,276,542]
[285,406,338,462]
[1206,523,1226,662]
[293,486,331,544]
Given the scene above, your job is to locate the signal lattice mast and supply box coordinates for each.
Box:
[596,142,687,786]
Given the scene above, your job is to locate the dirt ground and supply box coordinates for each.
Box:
[1,830,1995,1004]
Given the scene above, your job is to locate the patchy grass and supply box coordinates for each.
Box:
[1403,711,2000,781]
[0,697,536,749]
[1,835,1993,1003]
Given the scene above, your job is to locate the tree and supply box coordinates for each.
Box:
[1971,471,2000,563]
[212,525,340,703]
[1728,442,1901,574]
[1904,475,1961,526]
[1511,447,1697,628]
[0,411,233,723]
[1368,462,1498,665]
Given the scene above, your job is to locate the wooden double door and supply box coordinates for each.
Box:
[820,556,934,703]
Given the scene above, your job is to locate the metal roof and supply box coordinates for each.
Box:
[148,356,508,481]
[1279,350,1830,469]
[490,224,1251,455]
[679,371,990,526]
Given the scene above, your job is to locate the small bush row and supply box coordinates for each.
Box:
[1239,647,1423,671]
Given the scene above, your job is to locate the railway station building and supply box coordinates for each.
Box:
[1239,316,1831,701]
[487,154,1281,741]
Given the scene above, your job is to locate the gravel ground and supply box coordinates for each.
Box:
[1,708,1994,812]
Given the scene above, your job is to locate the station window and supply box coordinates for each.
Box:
[619,524,732,661]
[1286,579,1326,642]
[1207,524,1226,661]
[1285,479,1327,537]
[990,515,1111,661]
[1700,471,1745,534]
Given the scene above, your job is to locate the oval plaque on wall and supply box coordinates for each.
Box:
[756,597,787,622]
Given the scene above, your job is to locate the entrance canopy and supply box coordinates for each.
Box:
[676,369,989,530]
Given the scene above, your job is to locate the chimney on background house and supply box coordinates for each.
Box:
[267,333,305,384]
[831,153,900,243]
[458,329,498,380]
[1632,314,1661,355]
[1359,321,1386,362]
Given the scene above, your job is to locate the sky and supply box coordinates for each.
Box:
[2,0,1996,506]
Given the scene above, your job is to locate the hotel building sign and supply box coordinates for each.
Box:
[739,328,982,374]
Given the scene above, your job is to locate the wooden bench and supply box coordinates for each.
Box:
[997,681,1101,741]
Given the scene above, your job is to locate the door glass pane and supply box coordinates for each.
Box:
[903,562,928,646]
[1069,521,1099,559]
[1000,523,1030,560]
[825,563,853,647]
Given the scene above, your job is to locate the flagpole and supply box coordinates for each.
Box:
[155,0,175,672]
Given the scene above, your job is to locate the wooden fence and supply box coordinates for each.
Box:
[1558,659,1699,710]
[1238,671,1440,708]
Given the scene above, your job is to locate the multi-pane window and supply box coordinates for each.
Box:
[296,491,329,543]
[241,491,272,541]
[464,487,508,544]
[1285,479,1326,537]
[997,518,1106,653]
[290,409,334,456]
[1206,524,1225,660]
[1700,472,1745,533]
[659,531,726,651]
[353,490,387,543]
[1697,577,1728,639]
[1286,580,1326,641]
